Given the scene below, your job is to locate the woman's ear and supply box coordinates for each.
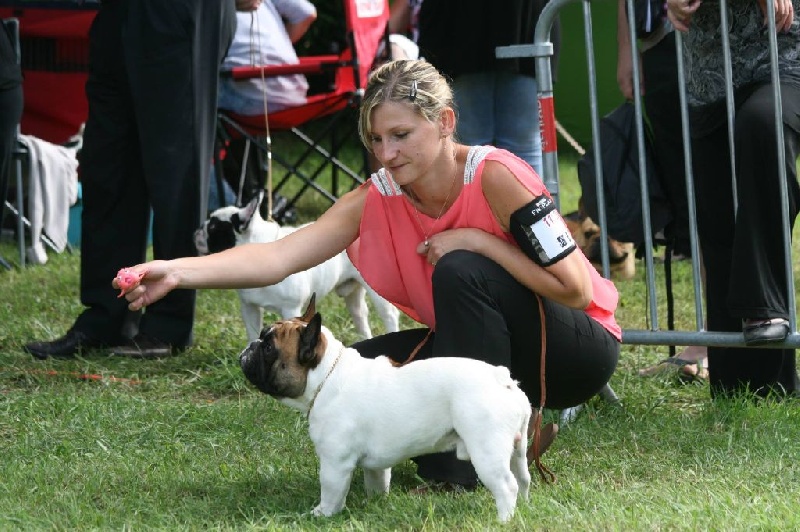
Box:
[439,107,456,138]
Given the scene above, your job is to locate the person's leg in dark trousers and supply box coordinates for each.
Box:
[118,0,235,346]
[691,83,799,398]
[73,3,147,345]
[355,250,619,485]
[642,32,691,256]
[728,83,800,324]
[75,0,234,347]
[351,328,433,364]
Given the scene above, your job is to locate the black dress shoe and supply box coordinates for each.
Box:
[110,333,179,359]
[24,329,106,360]
[743,318,790,346]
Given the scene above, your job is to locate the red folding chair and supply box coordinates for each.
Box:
[214,0,390,221]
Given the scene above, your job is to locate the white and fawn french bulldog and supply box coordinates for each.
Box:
[194,196,400,342]
[239,296,533,522]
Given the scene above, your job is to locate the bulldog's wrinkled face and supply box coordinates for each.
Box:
[239,311,327,398]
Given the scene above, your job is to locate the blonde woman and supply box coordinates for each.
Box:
[115,59,621,489]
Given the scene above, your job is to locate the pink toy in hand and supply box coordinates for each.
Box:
[115,268,146,298]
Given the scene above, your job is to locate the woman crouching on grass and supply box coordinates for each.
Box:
[115,59,621,490]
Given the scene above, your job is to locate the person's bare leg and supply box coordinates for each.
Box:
[640,254,708,379]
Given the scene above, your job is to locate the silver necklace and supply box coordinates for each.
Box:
[407,155,460,247]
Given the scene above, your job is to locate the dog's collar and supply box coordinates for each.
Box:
[306,345,345,420]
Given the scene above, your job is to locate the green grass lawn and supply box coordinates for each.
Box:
[1,154,799,530]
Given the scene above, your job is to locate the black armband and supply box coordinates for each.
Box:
[510,195,576,267]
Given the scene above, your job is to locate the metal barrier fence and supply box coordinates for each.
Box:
[498,0,799,349]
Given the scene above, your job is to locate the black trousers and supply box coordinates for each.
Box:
[72,0,235,346]
[691,82,800,397]
[0,83,23,233]
[352,250,619,485]
[643,32,691,256]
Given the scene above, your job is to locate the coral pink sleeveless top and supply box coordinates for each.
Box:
[347,146,622,340]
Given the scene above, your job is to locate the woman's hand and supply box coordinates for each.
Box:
[757,0,795,32]
[112,260,178,312]
[416,228,485,266]
[667,0,702,32]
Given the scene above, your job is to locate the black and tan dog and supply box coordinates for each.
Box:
[239,296,532,522]
[564,210,636,280]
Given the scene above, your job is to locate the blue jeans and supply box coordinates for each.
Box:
[452,71,542,175]
[208,166,237,212]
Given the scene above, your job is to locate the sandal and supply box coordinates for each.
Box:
[639,355,708,382]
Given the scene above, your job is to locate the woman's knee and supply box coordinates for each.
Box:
[735,89,781,146]
[432,250,497,293]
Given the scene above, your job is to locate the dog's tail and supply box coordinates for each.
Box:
[492,365,519,390]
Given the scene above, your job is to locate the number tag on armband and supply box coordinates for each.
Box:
[510,195,577,267]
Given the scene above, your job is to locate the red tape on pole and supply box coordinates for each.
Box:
[538,95,557,154]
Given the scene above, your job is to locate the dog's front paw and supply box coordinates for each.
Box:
[311,504,334,517]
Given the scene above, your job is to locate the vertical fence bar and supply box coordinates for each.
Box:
[623,0,660,330]
[580,0,613,279]
[718,0,739,213]
[674,30,705,333]
[764,1,798,333]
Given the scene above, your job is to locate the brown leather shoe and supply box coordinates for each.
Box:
[527,422,559,465]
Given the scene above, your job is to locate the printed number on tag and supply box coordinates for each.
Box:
[529,211,575,260]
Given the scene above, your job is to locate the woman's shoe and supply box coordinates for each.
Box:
[527,422,558,465]
[742,318,790,346]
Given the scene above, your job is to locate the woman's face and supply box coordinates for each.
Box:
[368,101,442,186]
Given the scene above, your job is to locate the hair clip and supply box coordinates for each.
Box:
[408,80,418,101]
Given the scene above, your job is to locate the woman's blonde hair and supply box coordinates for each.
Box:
[358,59,454,152]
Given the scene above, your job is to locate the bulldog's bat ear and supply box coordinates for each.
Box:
[238,194,262,231]
[298,312,322,367]
[300,293,317,323]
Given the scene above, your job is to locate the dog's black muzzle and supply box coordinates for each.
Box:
[239,328,282,396]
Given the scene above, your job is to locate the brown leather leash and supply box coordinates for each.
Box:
[532,293,556,484]
[389,329,432,368]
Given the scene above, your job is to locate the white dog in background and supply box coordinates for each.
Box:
[194,196,400,342]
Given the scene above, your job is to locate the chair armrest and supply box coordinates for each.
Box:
[221,55,343,80]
